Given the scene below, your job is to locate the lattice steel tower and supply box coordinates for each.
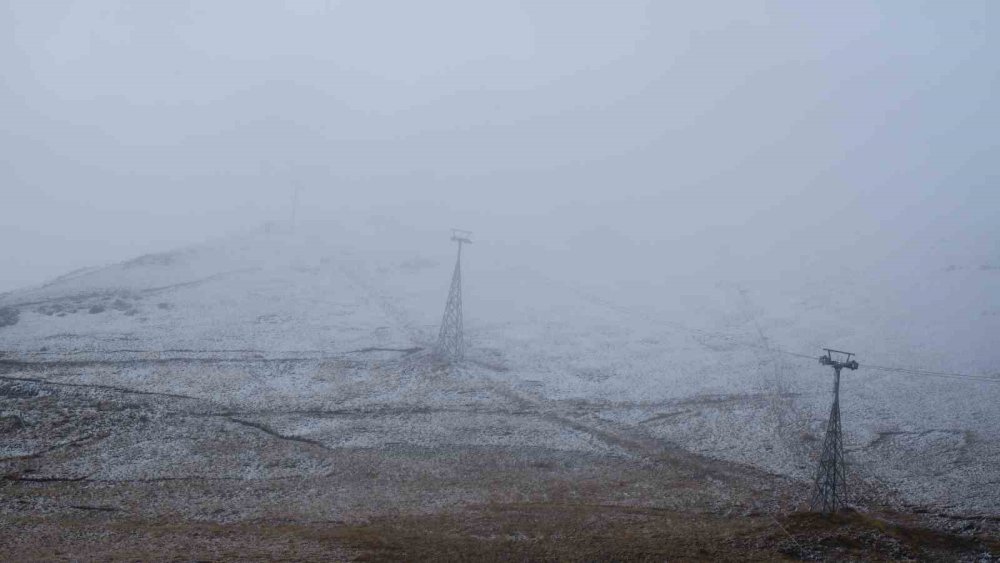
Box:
[435,229,472,362]
[810,348,859,514]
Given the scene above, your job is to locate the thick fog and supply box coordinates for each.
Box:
[4,6,1000,550]
[2,1,997,292]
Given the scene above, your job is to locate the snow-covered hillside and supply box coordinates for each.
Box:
[1,220,997,513]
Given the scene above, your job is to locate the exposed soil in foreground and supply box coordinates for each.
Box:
[1,361,997,561]
[3,499,997,561]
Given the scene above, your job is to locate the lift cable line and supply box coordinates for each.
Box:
[810,349,858,514]
[289,184,303,232]
[625,315,996,384]
[765,347,998,383]
[857,363,999,382]
[435,229,472,363]
[626,318,996,385]
[490,271,998,384]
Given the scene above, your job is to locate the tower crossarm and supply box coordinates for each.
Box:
[450,229,473,245]
[820,349,859,371]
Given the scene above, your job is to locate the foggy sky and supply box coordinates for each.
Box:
[2,1,997,292]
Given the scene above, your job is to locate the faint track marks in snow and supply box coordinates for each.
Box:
[223,416,333,452]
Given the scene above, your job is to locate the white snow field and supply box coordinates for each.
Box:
[1,220,998,514]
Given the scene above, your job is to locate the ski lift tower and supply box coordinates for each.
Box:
[435,229,472,362]
[810,348,859,514]
[289,184,303,232]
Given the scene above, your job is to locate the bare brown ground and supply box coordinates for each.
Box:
[3,502,997,562]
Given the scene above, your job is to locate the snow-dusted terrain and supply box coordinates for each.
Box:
[1,220,998,516]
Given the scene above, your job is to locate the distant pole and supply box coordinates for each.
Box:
[810,348,859,514]
[435,229,472,362]
[290,184,302,231]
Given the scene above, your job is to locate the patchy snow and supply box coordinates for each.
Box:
[1,221,997,513]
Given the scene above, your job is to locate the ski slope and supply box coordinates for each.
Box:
[1,220,997,513]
